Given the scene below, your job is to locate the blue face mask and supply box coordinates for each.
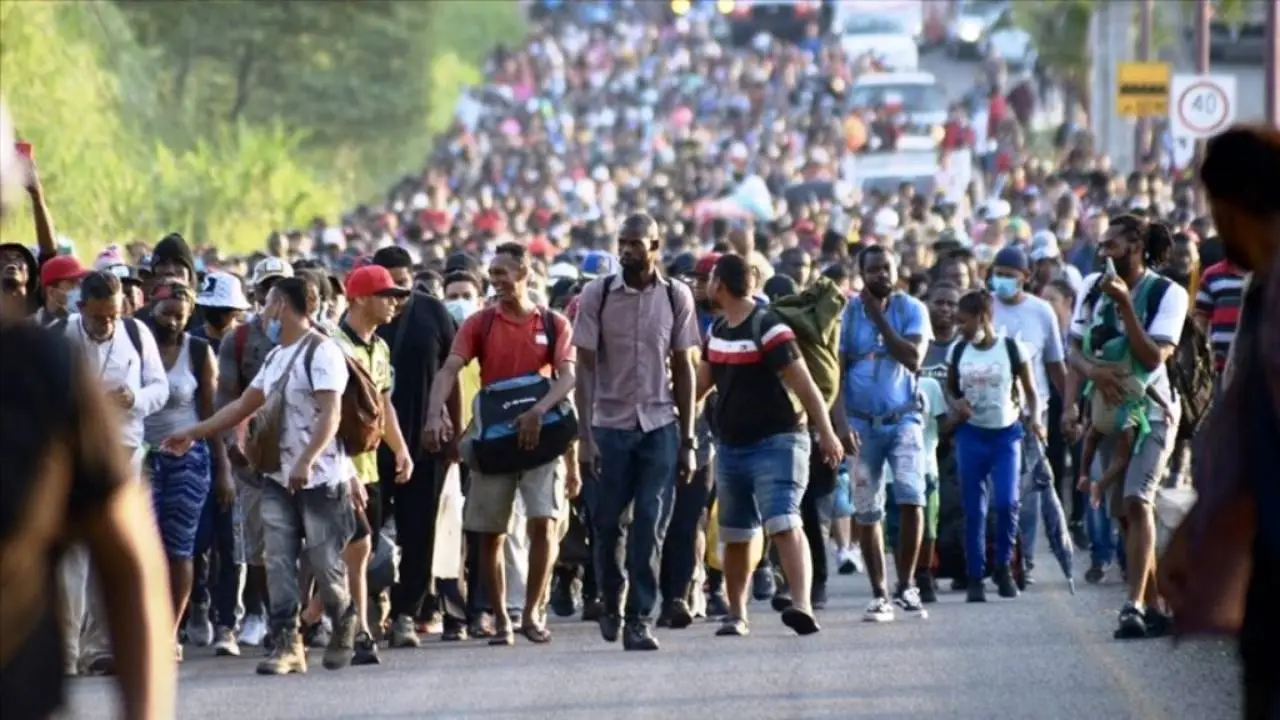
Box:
[444,298,477,325]
[64,287,81,310]
[265,318,282,343]
[989,275,1021,300]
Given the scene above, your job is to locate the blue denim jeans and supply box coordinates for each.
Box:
[849,417,926,525]
[715,432,810,542]
[954,423,1024,581]
[192,487,245,631]
[1086,451,1128,569]
[591,422,679,622]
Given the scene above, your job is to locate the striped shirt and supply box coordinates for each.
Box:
[1195,260,1246,372]
[705,307,803,446]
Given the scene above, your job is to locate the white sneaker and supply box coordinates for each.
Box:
[238,613,268,647]
[848,543,865,573]
[862,597,895,623]
[185,605,214,647]
[836,546,863,574]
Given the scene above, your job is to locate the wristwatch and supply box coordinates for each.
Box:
[680,437,699,452]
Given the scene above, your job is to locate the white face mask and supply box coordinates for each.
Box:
[444,298,477,325]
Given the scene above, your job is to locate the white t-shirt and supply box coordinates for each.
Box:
[993,293,1064,422]
[919,377,948,479]
[250,333,354,489]
[1069,270,1190,424]
[949,339,1022,429]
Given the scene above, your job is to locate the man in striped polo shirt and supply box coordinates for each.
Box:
[1194,258,1247,376]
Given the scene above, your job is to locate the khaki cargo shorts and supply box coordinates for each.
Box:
[463,459,565,535]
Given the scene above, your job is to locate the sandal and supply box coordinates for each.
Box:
[488,622,515,647]
[715,617,750,637]
[780,607,820,636]
[519,624,552,644]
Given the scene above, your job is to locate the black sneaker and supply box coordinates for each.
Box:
[581,599,604,623]
[549,575,578,618]
[1144,608,1173,639]
[706,590,731,618]
[351,631,380,666]
[950,576,969,591]
[666,599,693,629]
[994,566,1020,598]
[622,622,660,651]
[770,591,794,613]
[1085,563,1107,584]
[893,586,928,619]
[811,583,828,611]
[1069,521,1091,551]
[966,581,987,603]
[916,572,938,604]
[598,612,622,643]
[1114,603,1148,640]
[751,566,776,601]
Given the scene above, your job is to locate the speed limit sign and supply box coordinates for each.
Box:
[1170,74,1237,140]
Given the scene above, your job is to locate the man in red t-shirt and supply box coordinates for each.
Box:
[423,242,576,646]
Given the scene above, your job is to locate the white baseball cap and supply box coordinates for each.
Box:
[250,257,293,286]
[197,271,251,310]
[983,199,1012,221]
[1030,230,1062,259]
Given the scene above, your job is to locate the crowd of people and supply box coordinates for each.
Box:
[2,2,1280,719]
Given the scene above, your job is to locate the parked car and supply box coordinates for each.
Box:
[947,0,1010,58]
[838,13,920,71]
[982,26,1038,79]
[848,71,948,146]
[722,0,834,45]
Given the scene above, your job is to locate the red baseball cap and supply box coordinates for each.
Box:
[344,265,410,300]
[41,255,86,287]
[694,252,722,278]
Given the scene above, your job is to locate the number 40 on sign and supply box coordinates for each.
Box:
[1170,74,1237,141]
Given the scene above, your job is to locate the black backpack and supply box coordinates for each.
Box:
[52,316,149,375]
[1082,275,1215,442]
[947,336,1024,403]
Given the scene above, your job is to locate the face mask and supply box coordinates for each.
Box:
[265,318,282,344]
[444,298,477,325]
[989,275,1021,300]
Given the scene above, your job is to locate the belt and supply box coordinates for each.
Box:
[848,400,921,429]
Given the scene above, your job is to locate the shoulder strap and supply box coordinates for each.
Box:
[124,318,145,373]
[1141,275,1172,333]
[542,308,559,375]
[390,293,415,365]
[475,306,499,367]
[948,339,970,398]
[598,275,615,321]
[749,306,767,349]
[666,278,677,314]
[304,334,321,389]
[596,275,615,355]
[188,335,209,384]
[1003,336,1023,369]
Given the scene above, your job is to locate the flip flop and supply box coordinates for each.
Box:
[519,625,552,644]
[781,607,820,636]
[488,627,515,647]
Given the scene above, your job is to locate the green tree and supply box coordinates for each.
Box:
[0,0,525,255]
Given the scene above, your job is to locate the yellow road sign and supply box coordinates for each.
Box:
[1116,62,1171,118]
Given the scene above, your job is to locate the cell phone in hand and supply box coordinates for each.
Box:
[14,141,32,159]
[1104,257,1116,277]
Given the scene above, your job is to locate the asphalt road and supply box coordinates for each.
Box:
[67,561,1240,719]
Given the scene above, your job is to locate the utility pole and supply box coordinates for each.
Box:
[1267,0,1279,126]
[1193,0,1211,214]
[1135,0,1154,163]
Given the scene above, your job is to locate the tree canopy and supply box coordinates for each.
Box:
[0,0,524,255]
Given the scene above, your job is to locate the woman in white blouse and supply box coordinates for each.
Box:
[946,289,1041,603]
